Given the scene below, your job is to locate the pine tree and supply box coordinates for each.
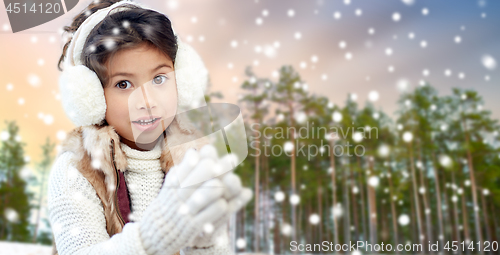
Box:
[32,137,55,243]
[0,121,33,242]
[239,66,271,252]
[271,65,308,243]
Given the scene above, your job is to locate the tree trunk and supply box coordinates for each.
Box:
[367,158,377,245]
[387,166,399,246]
[253,120,260,253]
[317,177,323,243]
[461,185,471,255]
[264,145,270,253]
[451,171,462,255]
[329,139,339,247]
[343,160,351,244]
[440,168,453,241]
[431,153,445,249]
[32,167,48,243]
[480,191,493,254]
[351,171,360,241]
[408,142,424,251]
[461,118,484,255]
[357,157,367,242]
[416,143,432,247]
[289,103,297,244]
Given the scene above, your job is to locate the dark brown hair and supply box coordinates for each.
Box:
[57,0,178,88]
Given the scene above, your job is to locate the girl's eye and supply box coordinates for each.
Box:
[153,75,168,85]
[116,81,132,89]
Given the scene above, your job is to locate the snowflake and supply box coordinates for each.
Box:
[57,130,67,141]
[482,55,497,70]
[403,131,413,142]
[28,73,41,87]
[309,214,320,225]
[422,69,430,76]
[281,223,292,236]
[104,38,116,50]
[203,223,214,234]
[255,17,263,25]
[274,191,285,202]
[350,93,358,101]
[398,214,410,226]
[236,238,246,249]
[311,55,318,63]
[339,41,347,49]
[44,114,54,125]
[2,23,10,31]
[167,0,179,10]
[368,90,379,102]
[230,40,238,48]
[385,48,393,56]
[368,176,379,187]
[294,32,302,40]
[345,52,353,60]
[444,69,452,76]
[352,132,363,143]
[290,194,300,205]
[333,11,342,20]
[392,12,401,22]
[397,79,409,91]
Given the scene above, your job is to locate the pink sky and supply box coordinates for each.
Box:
[1,0,499,165]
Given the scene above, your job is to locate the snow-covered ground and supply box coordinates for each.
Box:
[0,241,52,255]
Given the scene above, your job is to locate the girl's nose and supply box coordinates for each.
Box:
[133,83,158,110]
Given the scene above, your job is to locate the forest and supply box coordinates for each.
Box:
[0,64,499,255]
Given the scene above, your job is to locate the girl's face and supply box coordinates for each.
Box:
[104,43,177,150]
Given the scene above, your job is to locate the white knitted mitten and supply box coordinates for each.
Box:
[185,146,253,251]
[138,146,228,255]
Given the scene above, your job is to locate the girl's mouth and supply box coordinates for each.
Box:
[132,117,161,131]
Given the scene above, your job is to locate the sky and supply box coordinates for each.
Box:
[1,0,499,172]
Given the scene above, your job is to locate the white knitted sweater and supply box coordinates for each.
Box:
[47,141,233,255]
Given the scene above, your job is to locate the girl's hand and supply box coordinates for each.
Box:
[138,145,230,255]
[183,145,253,252]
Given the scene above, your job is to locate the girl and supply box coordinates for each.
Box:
[48,0,252,254]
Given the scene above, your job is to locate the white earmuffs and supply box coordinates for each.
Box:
[59,0,208,127]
